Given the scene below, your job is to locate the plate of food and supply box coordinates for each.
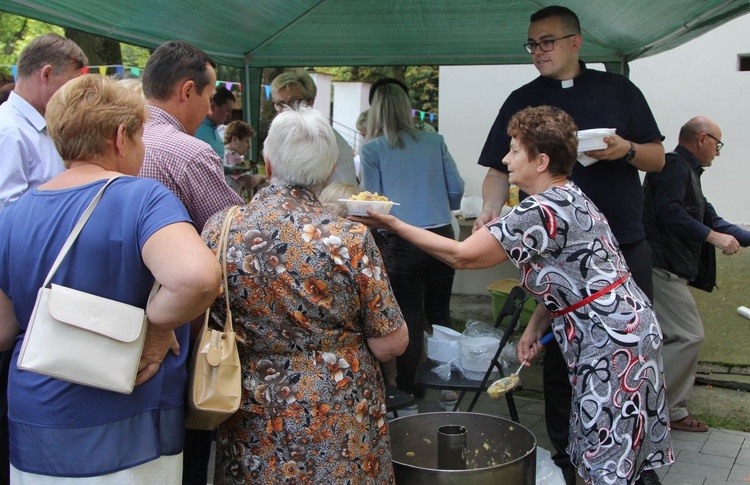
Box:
[339,191,400,216]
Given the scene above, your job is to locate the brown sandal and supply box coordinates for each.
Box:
[670,415,708,432]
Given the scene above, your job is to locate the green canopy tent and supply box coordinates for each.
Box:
[2,0,748,155]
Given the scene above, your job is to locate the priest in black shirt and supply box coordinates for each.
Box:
[472,6,665,485]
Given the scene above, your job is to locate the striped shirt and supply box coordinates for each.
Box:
[140,105,242,230]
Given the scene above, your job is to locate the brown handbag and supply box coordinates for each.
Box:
[185,206,242,430]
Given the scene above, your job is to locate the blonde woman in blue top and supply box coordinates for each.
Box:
[359,83,464,402]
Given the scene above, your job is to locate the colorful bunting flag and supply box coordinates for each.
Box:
[264,85,271,99]
[115,65,123,76]
[98,66,107,76]
[11,65,17,82]
[81,66,89,74]
[130,67,140,76]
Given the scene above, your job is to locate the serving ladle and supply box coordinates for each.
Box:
[487,332,554,398]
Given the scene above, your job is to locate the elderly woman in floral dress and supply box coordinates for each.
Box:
[203,106,407,484]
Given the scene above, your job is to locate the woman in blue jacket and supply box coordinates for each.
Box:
[360,83,465,403]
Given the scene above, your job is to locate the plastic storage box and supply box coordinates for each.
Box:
[487,278,537,326]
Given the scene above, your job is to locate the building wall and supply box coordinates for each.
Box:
[629,14,750,224]
[332,81,370,150]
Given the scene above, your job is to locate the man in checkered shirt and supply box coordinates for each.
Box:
[139,40,243,485]
[139,40,242,232]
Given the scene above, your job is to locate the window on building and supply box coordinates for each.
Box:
[738,54,750,71]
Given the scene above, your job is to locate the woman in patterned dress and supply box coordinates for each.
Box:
[352,106,672,484]
[203,106,408,484]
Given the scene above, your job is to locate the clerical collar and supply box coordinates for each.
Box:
[561,79,574,89]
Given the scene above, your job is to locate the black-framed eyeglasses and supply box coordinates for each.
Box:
[523,34,576,54]
[704,133,724,152]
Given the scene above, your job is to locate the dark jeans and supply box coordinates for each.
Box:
[544,238,654,470]
[386,224,455,395]
[183,341,214,485]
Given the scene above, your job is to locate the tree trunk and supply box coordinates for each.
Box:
[391,66,406,83]
[64,28,122,70]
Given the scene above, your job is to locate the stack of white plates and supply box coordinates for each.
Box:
[577,128,616,166]
[426,325,462,363]
[459,336,500,372]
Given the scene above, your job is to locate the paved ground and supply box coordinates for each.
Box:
[412,377,750,484]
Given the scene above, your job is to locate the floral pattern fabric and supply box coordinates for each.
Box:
[202,184,404,484]
[487,182,673,484]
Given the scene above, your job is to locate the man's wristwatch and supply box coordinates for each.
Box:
[624,141,636,163]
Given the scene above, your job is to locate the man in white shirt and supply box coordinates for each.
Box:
[0,33,86,485]
[0,34,86,213]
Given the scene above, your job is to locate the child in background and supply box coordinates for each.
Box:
[223,120,265,197]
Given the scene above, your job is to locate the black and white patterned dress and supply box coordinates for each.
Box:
[488,182,673,484]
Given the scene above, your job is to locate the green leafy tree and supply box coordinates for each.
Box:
[120,43,151,70]
[314,65,439,129]
[0,12,62,82]
[65,28,122,68]
[0,11,151,81]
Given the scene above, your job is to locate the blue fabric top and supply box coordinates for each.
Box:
[359,131,464,228]
[478,61,663,245]
[0,176,191,477]
[194,117,225,159]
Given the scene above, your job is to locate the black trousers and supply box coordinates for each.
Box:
[182,341,214,485]
[543,238,654,469]
[386,224,455,395]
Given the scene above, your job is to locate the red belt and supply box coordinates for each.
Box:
[550,273,630,318]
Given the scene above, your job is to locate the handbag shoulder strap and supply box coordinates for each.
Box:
[42,176,124,288]
[217,206,239,333]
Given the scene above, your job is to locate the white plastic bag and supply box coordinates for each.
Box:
[458,196,483,219]
[499,336,520,381]
[536,447,566,485]
[458,320,502,380]
[431,360,454,381]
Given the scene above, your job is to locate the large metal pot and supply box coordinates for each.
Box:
[389,412,536,485]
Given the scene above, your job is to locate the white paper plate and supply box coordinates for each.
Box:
[577,153,600,167]
[577,128,616,152]
[432,325,462,341]
[338,198,400,216]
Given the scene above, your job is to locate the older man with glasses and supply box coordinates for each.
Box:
[473,5,665,485]
[643,116,750,437]
[270,71,358,186]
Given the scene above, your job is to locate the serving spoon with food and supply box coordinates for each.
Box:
[487,332,554,398]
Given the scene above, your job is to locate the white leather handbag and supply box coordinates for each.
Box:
[17,176,152,394]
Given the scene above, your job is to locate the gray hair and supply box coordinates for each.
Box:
[17,34,87,78]
[366,83,418,149]
[263,106,338,189]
